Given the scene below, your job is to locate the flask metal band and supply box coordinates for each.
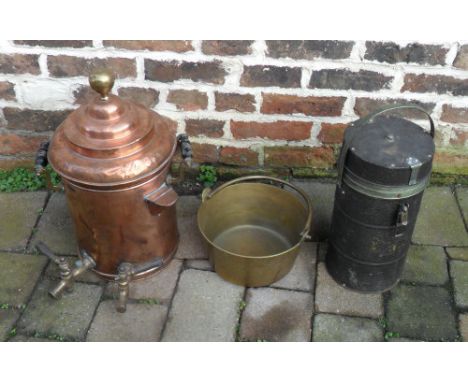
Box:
[342,169,429,200]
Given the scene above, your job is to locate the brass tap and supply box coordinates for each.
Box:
[36,242,96,299]
[116,263,134,313]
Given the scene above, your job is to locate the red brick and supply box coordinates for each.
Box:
[261,94,345,116]
[191,143,218,163]
[0,54,40,75]
[401,74,468,96]
[0,157,35,170]
[433,152,468,174]
[219,147,258,166]
[186,119,225,138]
[48,55,136,78]
[449,128,468,147]
[0,81,15,101]
[73,84,95,105]
[145,60,226,84]
[266,41,353,60]
[310,69,393,91]
[354,97,435,118]
[453,45,468,70]
[215,92,256,112]
[103,40,193,52]
[118,87,159,108]
[3,108,70,132]
[365,42,448,66]
[440,105,468,124]
[202,41,253,56]
[14,40,92,48]
[318,123,347,144]
[231,120,311,141]
[167,89,208,111]
[264,146,335,168]
[241,65,301,88]
[0,133,47,155]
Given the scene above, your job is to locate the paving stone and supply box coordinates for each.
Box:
[318,242,327,262]
[8,334,56,342]
[459,314,468,342]
[105,259,183,304]
[45,258,104,284]
[387,284,458,341]
[446,247,468,261]
[413,187,468,246]
[0,252,48,305]
[0,309,20,341]
[162,269,244,341]
[186,259,213,271]
[30,192,78,255]
[385,337,421,342]
[401,245,448,285]
[292,181,335,241]
[17,280,102,340]
[271,242,317,292]
[87,301,168,341]
[177,195,201,217]
[0,192,47,251]
[315,262,383,318]
[450,260,468,308]
[456,187,468,226]
[240,287,313,342]
[176,215,207,259]
[312,313,383,342]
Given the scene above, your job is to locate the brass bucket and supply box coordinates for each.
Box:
[197,176,312,287]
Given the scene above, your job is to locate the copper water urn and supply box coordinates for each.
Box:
[36,69,191,312]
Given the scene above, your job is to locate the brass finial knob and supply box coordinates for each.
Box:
[89,68,115,100]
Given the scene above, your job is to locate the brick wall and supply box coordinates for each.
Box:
[0,40,467,177]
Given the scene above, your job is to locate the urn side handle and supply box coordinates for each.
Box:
[144,183,178,207]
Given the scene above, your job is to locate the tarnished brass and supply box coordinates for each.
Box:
[116,263,134,313]
[197,176,312,287]
[36,242,96,298]
[89,68,115,100]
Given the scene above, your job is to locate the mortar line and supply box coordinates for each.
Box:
[310,242,321,342]
[453,186,468,232]
[83,284,105,342]
[157,258,185,341]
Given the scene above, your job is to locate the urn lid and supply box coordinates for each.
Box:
[48,69,177,187]
[342,113,435,186]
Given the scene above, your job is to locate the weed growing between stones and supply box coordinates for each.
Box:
[0,166,61,192]
[197,165,218,188]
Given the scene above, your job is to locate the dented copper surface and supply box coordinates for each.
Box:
[47,68,182,280]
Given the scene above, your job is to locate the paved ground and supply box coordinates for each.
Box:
[0,181,467,342]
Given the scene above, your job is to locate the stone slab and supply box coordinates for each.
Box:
[312,313,383,342]
[0,309,20,341]
[240,287,313,342]
[177,195,201,218]
[162,269,244,341]
[315,262,383,318]
[105,259,183,304]
[30,192,78,255]
[0,252,48,305]
[387,284,458,341]
[459,314,468,342]
[413,187,468,246]
[446,247,468,261]
[401,245,448,285]
[450,260,468,308]
[186,259,213,271]
[175,215,207,259]
[8,334,56,342]
[292,181,335,242]
[17,280,102,340]
[270,242,317,292]
[0,192,47,251]
[455,187,468,227]
[86,301,168,342]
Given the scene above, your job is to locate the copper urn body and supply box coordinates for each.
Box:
[46,70,186,284]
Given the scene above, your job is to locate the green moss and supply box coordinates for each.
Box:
[0,166,61,192]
